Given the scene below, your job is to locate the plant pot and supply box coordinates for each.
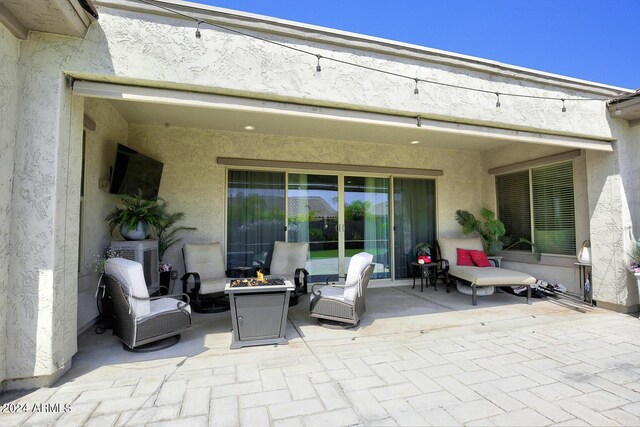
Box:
[160,271,171,295]
[635,273,640,302]
[120,221,147,240]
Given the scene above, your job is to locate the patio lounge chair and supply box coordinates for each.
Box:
[309,252,375,327]
[182,242,231,313]
[438,238,536,305]
[264,241,310,306]
[104,257,191,351]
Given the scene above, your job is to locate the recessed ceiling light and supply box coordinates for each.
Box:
[410,140,420,145]
[244,125,255,131]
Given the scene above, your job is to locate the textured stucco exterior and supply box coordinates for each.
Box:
[0,22,21,389]
[77,98,129,332]
[1,0,638,388]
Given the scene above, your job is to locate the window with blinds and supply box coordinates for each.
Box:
[532,162,575,255]
[496,161,575,256]
[496,171,531,250]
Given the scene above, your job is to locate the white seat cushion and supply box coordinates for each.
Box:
[199,277,227,294]
[313,285,345,302]
[269,241,309,277]
[184,243,226,280]
[105,257,150,318]
[449,265,536,286]
[141,298,192,321]
[343,252,374,302]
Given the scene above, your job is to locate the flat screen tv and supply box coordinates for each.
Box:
[109,144,163,200]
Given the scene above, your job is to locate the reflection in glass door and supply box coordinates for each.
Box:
[287,174,339,282]
[344,176,390,279]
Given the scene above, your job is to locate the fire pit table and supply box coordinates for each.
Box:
[224,276,294,349]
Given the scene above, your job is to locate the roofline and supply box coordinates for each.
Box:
[96,0,631,98]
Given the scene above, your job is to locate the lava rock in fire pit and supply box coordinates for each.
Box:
[229,277,286,287]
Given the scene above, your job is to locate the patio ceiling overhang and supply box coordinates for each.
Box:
[72,80,614,152]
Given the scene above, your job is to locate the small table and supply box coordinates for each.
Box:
[412,262,438,292]
[225,278,294,349]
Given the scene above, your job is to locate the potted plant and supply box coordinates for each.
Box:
[105,190,163,240]
[149,201,196,291]
[628,240,640,298]
[455,208,533,256]
[415,242,432,264]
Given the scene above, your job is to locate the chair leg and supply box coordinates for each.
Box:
[527,285,532,305]
[472,285,477,306]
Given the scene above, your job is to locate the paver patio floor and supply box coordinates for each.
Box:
[2,283,640,426]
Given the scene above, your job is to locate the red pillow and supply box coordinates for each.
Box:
[456,248,475,266]
[470,250,492,267]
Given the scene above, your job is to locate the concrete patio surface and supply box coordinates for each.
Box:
[2,283,640,426]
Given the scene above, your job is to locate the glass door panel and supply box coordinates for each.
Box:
[344,176,390,279]
[393,178,436,278]
[288,174,339,282]
[227,170,285,270]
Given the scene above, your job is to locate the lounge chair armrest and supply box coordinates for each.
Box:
[312,281,347,296]
[181,272,201,294]
[149,293,191,310]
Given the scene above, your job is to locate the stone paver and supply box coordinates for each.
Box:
[2,288,640,426]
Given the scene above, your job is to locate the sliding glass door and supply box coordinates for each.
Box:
[227,170,285,270]
[393,178,436,278]
[344,176,390,279]
[287,174,339,281]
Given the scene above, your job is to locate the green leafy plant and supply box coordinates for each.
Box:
[105,191,163,236]
[415,242,432,257]
[150,201,196,262]
[455,208,533,256]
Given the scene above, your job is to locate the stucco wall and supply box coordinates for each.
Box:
[0,22,21,390]
[123,124,483,276]
[4,32,83,389]
[77,99,129,332]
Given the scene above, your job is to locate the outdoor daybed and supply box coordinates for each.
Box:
[438,238,536,305]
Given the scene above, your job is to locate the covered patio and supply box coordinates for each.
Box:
[2,284,639,426]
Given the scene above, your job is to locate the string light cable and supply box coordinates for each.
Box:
[134,0,618,112]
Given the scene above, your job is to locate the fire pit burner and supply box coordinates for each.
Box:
[229,277,286,288]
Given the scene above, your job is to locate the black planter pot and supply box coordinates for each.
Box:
[160,271,171,295]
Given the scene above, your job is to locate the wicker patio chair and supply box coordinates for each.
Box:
[309,252,374,327]
[104,257,191,351]
[181,242,231,313]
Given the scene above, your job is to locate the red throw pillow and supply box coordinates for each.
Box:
[470,250,492,267]
[456,248,475,266]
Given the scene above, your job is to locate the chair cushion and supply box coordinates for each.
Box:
[439,238,484,265]
[449,265,536,286]
[142,298,192,321]
[313,285,345,302]
[344,252,374,302]
[456,283,495,296]
[470,250,492,267]
[457,248,475,266]
[199,277,227,295]
[184,243,226,280]
[269,241,309,276]
[105,257,150,318]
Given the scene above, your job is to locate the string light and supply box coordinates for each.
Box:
[495,92,501,108]
[136,0,617,113]
[414,78,419,95]
[615,100,622,116]
[416,116,422,127]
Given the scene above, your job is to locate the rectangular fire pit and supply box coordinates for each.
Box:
[224,277,294,349]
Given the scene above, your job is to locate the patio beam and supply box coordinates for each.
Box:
[71,80,614,152]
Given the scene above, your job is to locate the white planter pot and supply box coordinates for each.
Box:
[120,221,147,240]
[635,273,640,302]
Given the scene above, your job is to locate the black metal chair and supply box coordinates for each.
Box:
[263,241,309,306]
[181,242,231,313]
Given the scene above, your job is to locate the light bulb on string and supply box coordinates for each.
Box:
[414,79,419,95]
[416,116,422,128]
[561,99,566,113]
[495,92,501,108]
[195,21,202,39]
[316,55,322,72]
[615,100,622,116]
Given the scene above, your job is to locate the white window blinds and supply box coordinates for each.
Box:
[496,160,576,256]
[532,162,575,255]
